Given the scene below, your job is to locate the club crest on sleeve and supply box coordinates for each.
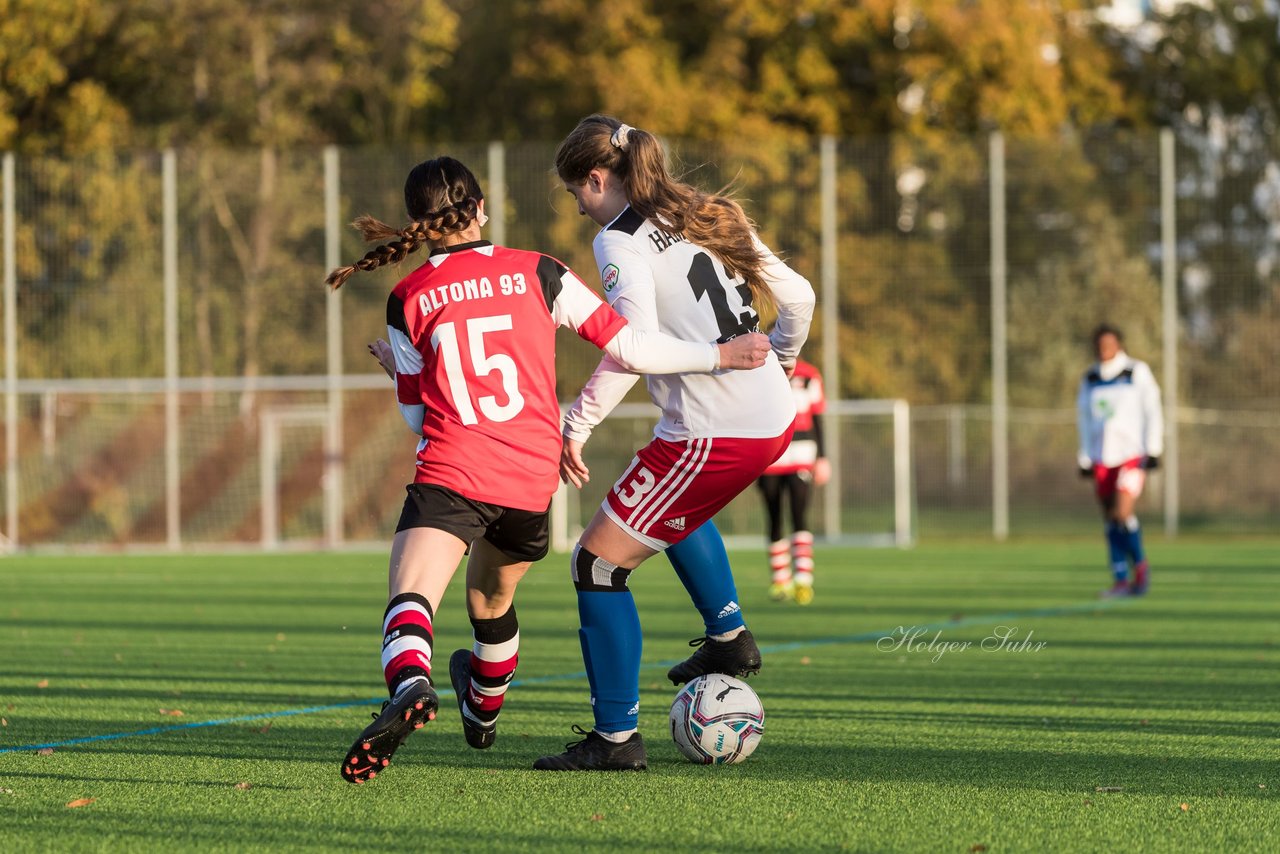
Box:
[602,264,620,292]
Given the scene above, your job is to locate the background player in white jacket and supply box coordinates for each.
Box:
[1077,323,1164,596]
[534,115,814,771]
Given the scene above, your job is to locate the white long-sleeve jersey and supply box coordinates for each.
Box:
[1076,353,1164,468]
[386,242,725,435]
[563,206,815,442]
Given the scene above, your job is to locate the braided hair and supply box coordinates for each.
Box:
[325,157,485,290]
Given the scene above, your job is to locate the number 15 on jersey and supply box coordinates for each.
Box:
[430,314,526,426]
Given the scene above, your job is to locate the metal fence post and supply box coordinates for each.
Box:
[1160,128,1179,537]
[488,141,506,249]
[261,410,278,549]
[820,135,841,540]
[324,145,344,547]
[893,399,912,547]
[3,153,17,550]
[163,150,181,549]
[990,132,1009,541]
[947,404,966,488]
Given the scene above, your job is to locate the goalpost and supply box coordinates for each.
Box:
[259,404,339,550]
[549,398,914,552]
[822,398,914,548]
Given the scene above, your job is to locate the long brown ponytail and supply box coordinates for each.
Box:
[554,115,773,311]
[325,157,484,290]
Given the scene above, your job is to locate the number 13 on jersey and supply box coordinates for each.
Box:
[687,252,758,343]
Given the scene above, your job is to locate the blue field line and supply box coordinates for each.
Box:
[0,598,1125,755]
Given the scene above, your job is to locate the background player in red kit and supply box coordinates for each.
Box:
[757,357,829,606]
[534,116,815,771]
[324,156,771,784]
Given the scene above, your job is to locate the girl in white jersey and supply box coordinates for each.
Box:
[1077,323,1164,597]
[534,115,815,772]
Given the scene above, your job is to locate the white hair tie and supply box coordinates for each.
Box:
[610,124,633,150]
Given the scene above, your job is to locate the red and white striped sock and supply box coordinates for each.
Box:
[464,607,519,728]
[792,531,814,586]
[381,592,433,698]
[769,539,792,583]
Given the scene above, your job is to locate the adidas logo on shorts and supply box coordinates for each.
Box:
[663,516,687,532]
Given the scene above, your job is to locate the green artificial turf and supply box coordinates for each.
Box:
[1,541,1277,852]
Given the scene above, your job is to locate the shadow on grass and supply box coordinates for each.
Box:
[783,742,1276,798]
[766,706,1280,738]
[8,726,1272,803]
[1,770,298,790]
[0,805,830,854]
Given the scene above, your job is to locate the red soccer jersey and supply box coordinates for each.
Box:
[386,241,626,511]
[762,359,826,475]
[788,359,826,432]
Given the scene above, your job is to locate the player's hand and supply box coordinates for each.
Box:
[813,457,831,487]
[778,357,797,378]
[1142,455,1160,471]
[560,437,590,488]
[368,339,395,379]
[716,333,772,370]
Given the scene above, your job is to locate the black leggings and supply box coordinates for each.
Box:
[756,472,812,543]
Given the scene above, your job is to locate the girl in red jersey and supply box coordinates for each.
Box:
[324,156,771,784]
[534,116,815,771]
[757,357,829,606]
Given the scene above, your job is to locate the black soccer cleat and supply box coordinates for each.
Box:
[532,726,648,771]
[340,680,438,784]
[667,630,762,685]
[449,648,496,750]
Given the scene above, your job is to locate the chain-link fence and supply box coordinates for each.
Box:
[1,126,1277,551]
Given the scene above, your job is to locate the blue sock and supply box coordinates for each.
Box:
[1106,521,1128,582]
[572,545,641,734]
[1124,516,1145,564]
[666,520,746,637]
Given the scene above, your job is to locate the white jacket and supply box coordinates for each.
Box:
[1076,353,1164,468]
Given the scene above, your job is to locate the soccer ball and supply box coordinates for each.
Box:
[669,674,764,765]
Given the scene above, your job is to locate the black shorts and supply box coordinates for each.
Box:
[395,483,550,563]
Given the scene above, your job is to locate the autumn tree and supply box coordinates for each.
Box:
[0,0,134,153]
[4,0,1270,408]
[1102,0,1280,405]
